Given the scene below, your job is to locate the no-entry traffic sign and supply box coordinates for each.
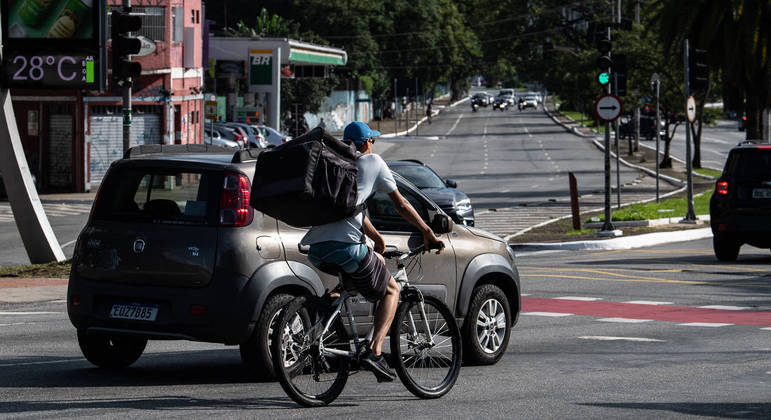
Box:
[594,94,623,122]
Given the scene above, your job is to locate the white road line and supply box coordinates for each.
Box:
[0,323,29,327]
[554,297,603,301]
[625,301,673,305]
[0,311,62,315]
[446,113,464,136]
[597,318,652,323]
[762,327,771,331]
[524,127,533,138]
[698,305,749,311]
[678,322,733,327]
[522,312,573,317]
[579,336,665,342]
[60,239,77,248]
[0,358,86,368]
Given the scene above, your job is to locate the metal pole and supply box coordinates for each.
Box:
[614,74,621,209]
[122,0,132,152]
[655,79,661,202]
[601,26,615,234]
[683,39,696,222]
[415,78,419,137]
[393,78,397,133]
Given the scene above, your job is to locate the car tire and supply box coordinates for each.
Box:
[240,293,294,379]
[462,284,511,365]
[77,330,147,369]
[713,234,740,261]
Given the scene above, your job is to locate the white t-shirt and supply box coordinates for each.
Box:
[301,153,397,244]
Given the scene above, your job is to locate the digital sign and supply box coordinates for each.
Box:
[1,0,106,90]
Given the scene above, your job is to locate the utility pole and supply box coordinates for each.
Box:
[601,24,616,234]
[393,78,397,133]
[651,73,661,202]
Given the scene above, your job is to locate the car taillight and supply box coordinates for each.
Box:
[716,181,728,195]
[220,173,253,226]
[742,116,747,121]
[282,138,288,143]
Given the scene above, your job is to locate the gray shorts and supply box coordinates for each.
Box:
[341,248,391,302]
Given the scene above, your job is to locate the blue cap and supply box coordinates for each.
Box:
[343,121,381,144]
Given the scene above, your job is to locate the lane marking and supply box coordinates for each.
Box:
[579,336,665,342]
[625,301,674,305]
[0,311,62,315]
[678,322,733,327]
[597,317,652,323]
[0,358,86,368]
[0,322,29,327]
[521,312,573,317]
[698,305,750,311]
[445,113,464,136]
[762,328,771,331]
[555,297,603,301]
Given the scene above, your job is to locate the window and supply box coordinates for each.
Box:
[172,7,184,42]
[94,169,218,225]
[366,186,429,232]
[391,165,445,189]
[107,7,166,41]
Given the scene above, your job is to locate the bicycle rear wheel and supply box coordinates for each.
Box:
[389,295,462,398]
[272,295,350,407]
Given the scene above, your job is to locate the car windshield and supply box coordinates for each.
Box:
[93,168,219,225]
[390,165,445,189]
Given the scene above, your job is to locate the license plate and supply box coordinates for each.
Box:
[109,302,159,321]
[752,188,771,198]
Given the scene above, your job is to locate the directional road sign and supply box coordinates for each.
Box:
[594,94,623,122]
[686,96,696,123]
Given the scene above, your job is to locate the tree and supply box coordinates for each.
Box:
[654,0,771,140]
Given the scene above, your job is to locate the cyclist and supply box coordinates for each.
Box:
[300,121,445,382]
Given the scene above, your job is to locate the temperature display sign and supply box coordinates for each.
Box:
[3,53,99,88]
[1,0,106,90]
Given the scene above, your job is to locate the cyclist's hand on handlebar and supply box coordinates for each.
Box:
[423,231,445,254]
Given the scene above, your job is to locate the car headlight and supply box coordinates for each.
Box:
[454,198,472,212]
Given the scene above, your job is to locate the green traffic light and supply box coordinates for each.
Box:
[598,72,610,85]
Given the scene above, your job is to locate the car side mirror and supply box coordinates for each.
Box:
[431,212,453,234]
[445,179,457,188]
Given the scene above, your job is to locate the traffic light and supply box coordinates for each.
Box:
[612,54,627,96]
[689,48,709,92]
[597,72,610,86]
[111,10,142,82]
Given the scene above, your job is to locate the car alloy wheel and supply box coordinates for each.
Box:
[476,298,507,354]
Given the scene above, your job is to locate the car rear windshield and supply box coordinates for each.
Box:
[93,168,220,225]
[725,149,771,180]
[391,165,445,189]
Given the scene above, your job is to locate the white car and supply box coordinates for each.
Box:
[253,125,292,147]
[523,96,538,108]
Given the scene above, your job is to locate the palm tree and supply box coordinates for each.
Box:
[653,0,770,140]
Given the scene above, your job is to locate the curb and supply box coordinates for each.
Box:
[511,227,713,252]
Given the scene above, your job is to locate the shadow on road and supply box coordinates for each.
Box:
[579,402,771,418]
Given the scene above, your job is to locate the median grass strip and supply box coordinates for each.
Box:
[693,168,722,178]
[589,190,712,222]
[0,260,72,278]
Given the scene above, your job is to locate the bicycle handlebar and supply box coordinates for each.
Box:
[383,242,442,260]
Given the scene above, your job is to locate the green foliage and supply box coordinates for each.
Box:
[590,191,713,222]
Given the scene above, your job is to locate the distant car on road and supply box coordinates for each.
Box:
[710,141,771,260]
[522,96,538,108]
[471,93,490,107]
[386,159,475,226]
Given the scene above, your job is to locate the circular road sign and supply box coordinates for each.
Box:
[594,94,623,122]
[686,96,697,123]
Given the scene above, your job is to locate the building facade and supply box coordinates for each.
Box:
[10,0,204,192]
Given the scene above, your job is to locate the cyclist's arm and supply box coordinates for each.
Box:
[386,189,444,254]
[362,216,385,254]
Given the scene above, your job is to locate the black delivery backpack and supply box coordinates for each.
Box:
[250,127,363,227]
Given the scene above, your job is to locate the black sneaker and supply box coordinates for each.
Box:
[361,349,396,383]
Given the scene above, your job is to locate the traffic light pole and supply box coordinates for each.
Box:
[122,0,132,152]
[682,39,697,223]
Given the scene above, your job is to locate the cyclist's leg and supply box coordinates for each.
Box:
[371,276,399,355]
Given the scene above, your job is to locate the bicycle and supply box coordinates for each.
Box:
[271,244,462,407]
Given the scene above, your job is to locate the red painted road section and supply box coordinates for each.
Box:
[522,298,771,327]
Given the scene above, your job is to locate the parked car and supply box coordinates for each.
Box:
[212,124,245,148]
[225,122,268,148]
[619,116,666,140]
[67,145,520,377]
[203,129,239,149]
[710,141,771,261]
[386,159,474,226]
[252,124,291,147]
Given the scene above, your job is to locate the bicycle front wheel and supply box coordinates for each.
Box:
[390,295,462,399]
[272,295,350,407]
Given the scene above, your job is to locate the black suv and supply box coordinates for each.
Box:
[68,145,520,376]
[710,141,771,260]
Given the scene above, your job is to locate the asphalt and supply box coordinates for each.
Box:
[0,96,717,304]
